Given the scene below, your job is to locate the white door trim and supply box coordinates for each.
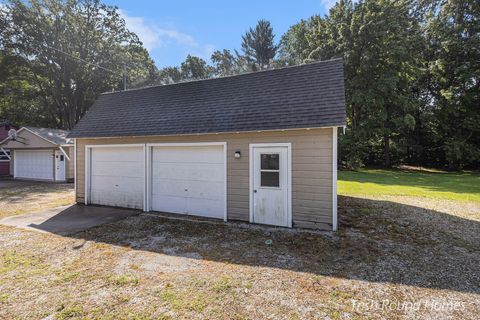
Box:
[145,142,227,221]
[84,144,145,206]
[249,143,292,228]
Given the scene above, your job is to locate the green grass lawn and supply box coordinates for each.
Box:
[338,168,480,203]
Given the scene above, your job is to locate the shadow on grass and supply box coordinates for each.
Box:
[30,196,480,295]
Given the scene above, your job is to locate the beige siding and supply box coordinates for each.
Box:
[75,128,333,229]
[65,146,74,180]
[2,129,55,149]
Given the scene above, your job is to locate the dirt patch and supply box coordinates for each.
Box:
[0,194,479,319]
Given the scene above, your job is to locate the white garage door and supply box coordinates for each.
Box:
[89,146,144,209]
[151,145,225,219]
[14,150,53,180]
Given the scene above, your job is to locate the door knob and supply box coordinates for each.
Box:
[254,189,257,193]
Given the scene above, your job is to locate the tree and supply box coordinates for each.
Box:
[297,0,424,168]
[211,49,237,76]
[0,0,156,129]
[180,55,214,80]
[241,19,278,70]
[423,0,480,169]
[0,50,49,127]
[157,67,182,85]
[278,19,311,65]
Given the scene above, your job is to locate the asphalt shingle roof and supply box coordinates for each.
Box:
[24,127,72,145]
[68,59,346,138]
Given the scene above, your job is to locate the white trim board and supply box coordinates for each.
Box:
[332,127,338,231]
[58,146,71,161]
[249,143,292,228]
[146,142,227,147]
[69,125,340,140]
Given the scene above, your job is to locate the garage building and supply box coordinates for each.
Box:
[69,59,346,230]
[0,127,74,182]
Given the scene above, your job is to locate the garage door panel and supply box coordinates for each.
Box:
[152,180,223,200]
[151,195,186,214]
[151,145,225,219]
[15,150,53,180]
[90,190,143,209]
[92,161,144,178]
[152,163,224,181]
[89,146,143,209]
[91,176,143,193]
[93,148,144,162]
[152,146,223,163]
[186,180,224,200]
[152,180,186,197]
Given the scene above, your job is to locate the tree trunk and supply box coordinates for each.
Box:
[384,104,391,168]
[384,131,391,168]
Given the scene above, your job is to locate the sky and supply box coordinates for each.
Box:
[103,1,335,68]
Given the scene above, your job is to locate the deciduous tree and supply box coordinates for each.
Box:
[0,0,156,129]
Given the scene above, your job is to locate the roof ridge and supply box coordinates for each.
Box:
[24,126,69,132]
[101,58,343,96]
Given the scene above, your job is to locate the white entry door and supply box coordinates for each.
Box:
[54,150,66,181]
[251,145,290,227]
[150,144,226,219]
[14,150,54,180]
[88,146,144,209]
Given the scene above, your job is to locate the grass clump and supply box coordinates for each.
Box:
[56,305,84,319]
[109,273,140,286]
[0,250,49,275]
[211,275,236,293]
[0,293,10,303]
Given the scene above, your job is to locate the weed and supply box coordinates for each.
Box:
[211,275,235,293]
[109,273,139,286]
[56,305,84,319]
[0,293,10,303]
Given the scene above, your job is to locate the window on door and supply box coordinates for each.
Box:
[260,153,280,187]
